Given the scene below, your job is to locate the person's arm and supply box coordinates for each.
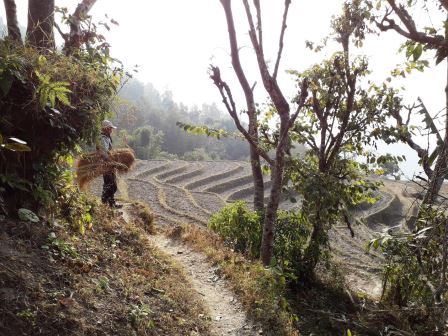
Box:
[97,135,111,161]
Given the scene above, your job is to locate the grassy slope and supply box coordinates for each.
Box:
[166,224,408,336]
[0,205,210,336]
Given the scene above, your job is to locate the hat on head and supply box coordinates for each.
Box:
[102,120,117,129]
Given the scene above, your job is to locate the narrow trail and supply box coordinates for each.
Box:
[122,204,257,335]
[151,234,257,336]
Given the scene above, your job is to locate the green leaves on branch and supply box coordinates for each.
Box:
[176,121,238,140]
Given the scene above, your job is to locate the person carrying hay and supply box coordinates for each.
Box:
[97,120,122,209]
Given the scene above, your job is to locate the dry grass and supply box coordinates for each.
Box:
[0,203,210,336]
[130,201,156,234]
[163,224,299,336]
[76,148,136,190]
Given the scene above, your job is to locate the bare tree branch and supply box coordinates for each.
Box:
[253,0,263,54]
[242,0,289,114]
[391,105,433,178]
[210,66,273,165]
[273,0,291,80]
[376,1,445,47]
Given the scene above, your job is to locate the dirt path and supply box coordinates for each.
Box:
[151,234,257,336]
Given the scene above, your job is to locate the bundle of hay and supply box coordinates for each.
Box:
[76,148,136,190]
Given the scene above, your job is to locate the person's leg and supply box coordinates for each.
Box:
[102,172,115,205]
[109,172,118,206]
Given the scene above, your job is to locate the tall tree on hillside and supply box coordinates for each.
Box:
[211,0,308,265]
[374,0,448,205]
[212,0,265,213]
[3,0,21,43]
[287,0,400,276]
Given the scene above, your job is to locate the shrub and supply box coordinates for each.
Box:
[273,210,312,282]
[0,40,123,212]
[209,201,261,258]
[209,201,311,282]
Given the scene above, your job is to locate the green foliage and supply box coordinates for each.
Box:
[209,201,312,283]
[126,126,164,160]
[35,61,72,109]
[0,33,123,210]
[129,303,154,330]
[285,154,380,276]
[209,201,262,258]
[176,121,237,140]
[41,232,78,259]
[373,153,403,180]
[272,210,312,282]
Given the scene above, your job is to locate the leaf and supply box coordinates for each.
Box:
[347,329,353,336]
[0,133,3,145]
[56,92,72,107]
[18,208,39,222]
[4,143,31,152]
[413,44,423,61]
[435,47,448,65]
[418,98,442,143]
[9,137,27,144]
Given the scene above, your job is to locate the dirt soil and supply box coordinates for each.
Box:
[0,206,212,336]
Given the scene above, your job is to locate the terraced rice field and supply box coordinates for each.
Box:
[89,159,417,298]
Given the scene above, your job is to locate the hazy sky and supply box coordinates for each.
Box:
[1,0,446,178]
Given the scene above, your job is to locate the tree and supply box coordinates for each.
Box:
[285,0,399,276]
[211,0,265,213]
[26,0,55,49]
[211,0,308,265]
[2,0,21,43]
[374,0,448,205]
[128,126,164,160]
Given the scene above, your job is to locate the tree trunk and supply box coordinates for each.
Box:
[302,207,325,279]
[260,147,285,265]
[250,147,265,212]
[26,0,55,49]
[3,0,22,43]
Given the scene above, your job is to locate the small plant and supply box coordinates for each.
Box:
[95,276,110,293]
[41,232,78,258]
[16,308,37,326]
[129,303,154,330]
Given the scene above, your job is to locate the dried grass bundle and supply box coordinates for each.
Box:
[76,148,135,190]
